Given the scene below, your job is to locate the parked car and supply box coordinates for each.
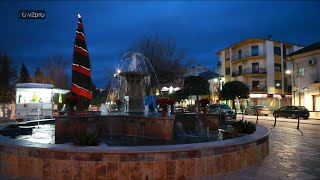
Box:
[208,104,236,120]
[244,105,270,116]
[174,106,189,113]
[273,106,309,119]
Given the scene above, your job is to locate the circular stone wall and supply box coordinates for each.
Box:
[0,124,269,179]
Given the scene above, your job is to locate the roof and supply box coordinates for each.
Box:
[287,42,320,57]
[199,71,220,80]
[16,83,54,89]
[216,37,304,55]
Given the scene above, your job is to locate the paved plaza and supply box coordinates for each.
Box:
[212,116,320,180]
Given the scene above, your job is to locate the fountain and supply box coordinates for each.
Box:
[0,51,269,179]
[108,51,161,114]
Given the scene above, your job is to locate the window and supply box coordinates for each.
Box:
[238,49,242,59]
[274,46,281,55]
[251,46,259,56]
[226,68,230,75]
[252,81,260,91]
[252,81,260,87]
[274,63,281,72]
[225,52,230,60]
[239,65,242,74]
[252,63,259,73]
[275,80,282,88]
[298,68,304,77]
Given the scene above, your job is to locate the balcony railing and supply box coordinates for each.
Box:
[231,53,266,61]
[232,68,267,76]
[248,85,267,92]
[311,74,320,83]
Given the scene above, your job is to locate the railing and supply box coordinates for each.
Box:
[232,68,267,76]
[248,85,267,92]
[231,53,266,61]
[310,74,320,83]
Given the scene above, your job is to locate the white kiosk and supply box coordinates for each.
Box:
[15,83,69,121]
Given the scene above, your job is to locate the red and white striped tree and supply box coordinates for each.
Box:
[70,13,93,111]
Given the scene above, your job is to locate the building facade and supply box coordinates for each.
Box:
[286,42,320,114]
[216,38,303,110]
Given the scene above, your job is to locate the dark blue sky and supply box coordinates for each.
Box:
[1,1,320,88]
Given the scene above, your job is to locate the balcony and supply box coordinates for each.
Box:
[248,85,267,92]
[232,68,267,77]
[231,53,266,63]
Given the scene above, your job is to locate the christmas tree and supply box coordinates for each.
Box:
[71,13,93,111]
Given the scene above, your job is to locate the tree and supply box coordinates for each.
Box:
[0,53,18,118]
[18,63,30,83]
[132,35,188,95]
[32,67,47,83]
[42,56,70,89]
[168,90,188,103]
[70,14,93,111]
[220,81,249,113]
[183,75,210,112]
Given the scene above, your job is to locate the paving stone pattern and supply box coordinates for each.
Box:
[211,127,320,180]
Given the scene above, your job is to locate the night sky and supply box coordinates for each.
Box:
[1,1,320,88]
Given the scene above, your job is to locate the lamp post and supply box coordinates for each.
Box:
[114,69,121,99]
[286,69,303,106]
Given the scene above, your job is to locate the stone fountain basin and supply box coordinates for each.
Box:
[0,119,269,179]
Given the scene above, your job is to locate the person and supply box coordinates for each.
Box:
[31,92,39,103]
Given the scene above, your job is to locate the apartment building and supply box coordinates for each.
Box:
[286,42,320,114]
[216,38,303,110]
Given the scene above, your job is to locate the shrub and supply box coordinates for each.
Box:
[232,120,256,134]
[72,132,100,146]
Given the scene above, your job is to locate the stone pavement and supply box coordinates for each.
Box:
[212,126,320,180]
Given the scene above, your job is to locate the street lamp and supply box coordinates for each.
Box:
[285,69,305,106]
[114,69,122,99]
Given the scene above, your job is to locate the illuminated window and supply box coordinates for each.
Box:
[298,68,304,77]
[275,80,282,89]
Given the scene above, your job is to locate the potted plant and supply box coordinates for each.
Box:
[156,98,169,117]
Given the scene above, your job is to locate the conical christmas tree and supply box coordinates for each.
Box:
[71,13,92,111]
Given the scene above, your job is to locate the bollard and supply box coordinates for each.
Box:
[273,113,277,127]
[256,110,259,124]
[297,111,300,129]
[242,110,244,121]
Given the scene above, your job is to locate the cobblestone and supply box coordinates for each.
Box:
[212,126,320,179]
